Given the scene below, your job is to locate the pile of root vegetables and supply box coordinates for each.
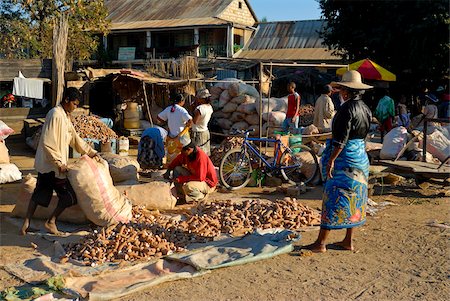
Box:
[210,136,244,166]
[63,199,320,265]
[71,115,118,143]
[210,79,315,137]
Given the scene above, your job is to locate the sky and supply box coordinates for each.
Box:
[249,0,322,22]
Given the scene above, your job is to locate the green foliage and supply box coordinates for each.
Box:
[318,0,449,82]
[0,0,110,60]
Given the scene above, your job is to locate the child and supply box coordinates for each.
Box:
[396,95,410,127]
[283,82,301,133]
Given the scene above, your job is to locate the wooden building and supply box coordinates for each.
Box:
[103,0,258,60]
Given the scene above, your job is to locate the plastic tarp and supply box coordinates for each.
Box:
[4,229,299,300]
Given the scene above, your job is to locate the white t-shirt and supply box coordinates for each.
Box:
[158,104,192,137]
[192,104,213,132]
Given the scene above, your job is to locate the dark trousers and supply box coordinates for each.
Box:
[31,172,77,209]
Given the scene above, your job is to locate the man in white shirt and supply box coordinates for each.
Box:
[20,88,97,235]
[313,85,335,132]
[192,88,213,155]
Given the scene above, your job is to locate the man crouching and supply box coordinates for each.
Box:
[164,139,217,203]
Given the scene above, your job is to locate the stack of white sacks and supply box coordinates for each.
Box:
[210,79,288,136]
[0,120,22,184]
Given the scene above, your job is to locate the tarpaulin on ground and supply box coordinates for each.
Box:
[4,228,299,300]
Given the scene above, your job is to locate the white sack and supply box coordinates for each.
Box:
[217,118,233,130]
[245,114,260,125]
[116,181,177,210]
[218,90,231,108]
[380,127,408,160]
[0,163,22,184]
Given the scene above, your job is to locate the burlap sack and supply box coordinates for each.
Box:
[116,181,177,210]
[11,174,88,224]
[67,156,132,226]
[99,153,140,184]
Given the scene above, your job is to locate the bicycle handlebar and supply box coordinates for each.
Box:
[230,128,255,136]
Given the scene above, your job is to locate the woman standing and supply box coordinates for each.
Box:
[307,71,373,253]
[157,93,192,164]
[192,88,213,155]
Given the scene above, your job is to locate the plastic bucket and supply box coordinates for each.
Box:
[289,134,302,154]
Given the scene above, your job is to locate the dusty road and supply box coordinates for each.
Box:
[0,139,448,300]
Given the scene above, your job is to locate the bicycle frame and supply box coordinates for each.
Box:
[240,135,300,171]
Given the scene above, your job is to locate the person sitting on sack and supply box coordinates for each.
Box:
[20,88,98,235]
[163,139,217,203]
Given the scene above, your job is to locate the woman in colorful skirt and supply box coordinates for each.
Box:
[306,70,373,253]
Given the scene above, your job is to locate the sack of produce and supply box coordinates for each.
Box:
[99,153,140,185]
[237,103,256,114]
[302,124,319,135]
[0,120,14,140]
[212,111,231,119]
[230,95,251,104]
[245,114,260,125]
[230,112,246,122]
[248,125,260,136]
[67,155,132,226]
[214,78,242,90]
[209,86,223,100]
[419,129,450,162]
[0,140,9,164]
[228,83,260,99]
[222,102,238,113]
[217,118,233,130]
[231,121,249,132]
[380,127,408,159]
[0,163,21,184]
[218,90,231,108]
[266,111,286,127]
[11,174,88,224]
[116,181,177,210]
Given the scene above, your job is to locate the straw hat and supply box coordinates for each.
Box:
[195,88,211,99]
[331,70,373,90]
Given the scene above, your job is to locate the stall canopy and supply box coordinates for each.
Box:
[336,59,396,81]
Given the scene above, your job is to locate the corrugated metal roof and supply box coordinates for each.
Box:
[110,17,229,30]
[246,20,327,50]
[106,0,233,23]
[235,48,340,61]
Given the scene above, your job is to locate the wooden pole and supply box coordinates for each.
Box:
[52,16,69,106]
[142,81,153,127]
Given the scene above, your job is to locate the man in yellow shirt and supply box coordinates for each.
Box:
[20,88,97,235]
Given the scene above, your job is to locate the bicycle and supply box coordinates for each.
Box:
[219,129,319,190]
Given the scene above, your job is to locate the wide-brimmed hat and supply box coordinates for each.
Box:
[331,70,373,90]
[195,88,211,99]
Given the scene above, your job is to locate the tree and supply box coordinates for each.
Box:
[318,0,449,84]
[0,0,109,61]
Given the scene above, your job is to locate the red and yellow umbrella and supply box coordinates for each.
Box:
[336,59,396,81]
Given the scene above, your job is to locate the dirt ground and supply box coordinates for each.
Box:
[0,139,449,300]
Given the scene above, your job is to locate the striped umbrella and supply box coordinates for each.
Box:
[336,59,396,81]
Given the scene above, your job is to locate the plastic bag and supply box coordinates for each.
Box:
[0,120,14,140]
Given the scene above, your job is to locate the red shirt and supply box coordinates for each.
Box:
[286,92,301,118]
[168,147,218,187]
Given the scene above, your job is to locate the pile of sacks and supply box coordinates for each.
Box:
[0,120,21,184]
[210,79,315,136]
[379,125,450,163]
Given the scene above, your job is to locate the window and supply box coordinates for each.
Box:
[238,1,242,9]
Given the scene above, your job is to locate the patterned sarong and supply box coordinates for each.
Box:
[320,139,369,229]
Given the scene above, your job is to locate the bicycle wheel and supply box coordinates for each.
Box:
[280,144,319,185]
[219,148,253,190]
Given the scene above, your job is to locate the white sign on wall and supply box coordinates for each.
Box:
[118,47,136,61]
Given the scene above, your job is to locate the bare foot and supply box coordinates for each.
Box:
[20,219,30,235]
[304,242,327,253]
[44,221,61,235]
[334,241,354,251]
